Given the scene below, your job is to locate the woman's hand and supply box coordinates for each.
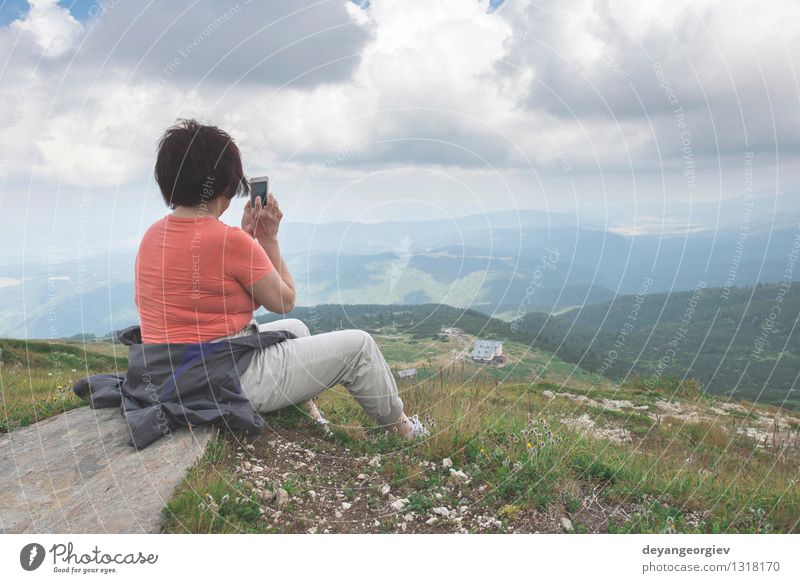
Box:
[241,193,283,242]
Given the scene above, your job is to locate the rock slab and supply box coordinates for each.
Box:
[0,407,212,533]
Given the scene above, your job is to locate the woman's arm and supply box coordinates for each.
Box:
[242,195,296,314]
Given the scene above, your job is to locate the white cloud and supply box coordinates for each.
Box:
[11,0,82,58]
[0,0,798,196]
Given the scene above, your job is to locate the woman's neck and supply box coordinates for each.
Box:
[171,201,223,219]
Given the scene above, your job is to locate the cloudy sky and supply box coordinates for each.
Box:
[0,0,798,263]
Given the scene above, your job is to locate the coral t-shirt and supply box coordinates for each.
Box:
[134,215,273,344]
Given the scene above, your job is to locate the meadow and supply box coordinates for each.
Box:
[2,332,797,533]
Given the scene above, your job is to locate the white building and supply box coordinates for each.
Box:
[397,367,417,379]
[471,340,504,364]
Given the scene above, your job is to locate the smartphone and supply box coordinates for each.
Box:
[250,176,269,207]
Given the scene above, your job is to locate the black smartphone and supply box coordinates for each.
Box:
[250,176,269,207]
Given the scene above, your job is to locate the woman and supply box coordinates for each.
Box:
[134,119,426,439]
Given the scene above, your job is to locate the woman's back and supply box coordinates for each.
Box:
[134,215,272,343]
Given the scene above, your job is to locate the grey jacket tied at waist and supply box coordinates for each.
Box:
[72,325,295,449]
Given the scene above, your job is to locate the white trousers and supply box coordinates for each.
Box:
[230,319,405,428]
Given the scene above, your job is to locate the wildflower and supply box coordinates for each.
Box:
[663,516,676,534]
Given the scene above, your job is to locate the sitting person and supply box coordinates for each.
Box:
[134,119,426,439]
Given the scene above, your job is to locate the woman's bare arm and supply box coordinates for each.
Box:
[242,195,296,313]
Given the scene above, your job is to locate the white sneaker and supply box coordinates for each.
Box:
[315,411,332,434]
[306,401,332,434]
[406,414,429,439]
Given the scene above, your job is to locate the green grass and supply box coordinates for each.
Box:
[0,338,126,432]
[2,334,798,533]
[161,435,273,533]
[309,371,800,532]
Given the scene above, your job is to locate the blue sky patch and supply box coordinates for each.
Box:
[0,0,97,26]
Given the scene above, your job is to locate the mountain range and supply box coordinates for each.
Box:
[0,189,797,339]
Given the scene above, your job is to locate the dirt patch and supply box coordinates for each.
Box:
[560,414,631,443]
[542,390,647,412]
[229,424,632,533]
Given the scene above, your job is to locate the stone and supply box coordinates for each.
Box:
[341,502,352,510]
[432,506,450,518]
[449,469,469,484]
[390,498,408,511]
[368,455,381,467]
[0,407,212,533]
[561,517,574,532]
[276,488,290,508]
[442,457,453,468]
[380,484,391,496]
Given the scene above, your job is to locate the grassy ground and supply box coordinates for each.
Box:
[377,331,608,389]
[2,334,798,533]
[0,338,126,432]
[162,371,800,534]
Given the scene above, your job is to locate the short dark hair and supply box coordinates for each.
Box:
[154,119,249,208]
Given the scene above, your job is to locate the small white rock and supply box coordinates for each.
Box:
[341,502,352,510]
[432,507,450,518]
[368,455,381,467]
[561,517,574,532]
[276,488,289,507]
[425,517,438,525]
[449,469,469,483]
[390,498,408,511]
[442,457,453,469]
[380,484,391,496]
